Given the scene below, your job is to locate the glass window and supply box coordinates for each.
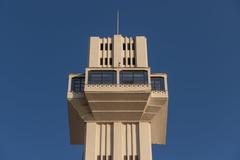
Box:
[132,58,135,65]
[100,43,103,50]
[88,71,116,84]
[128,43,130,50]
[103,156,106,160]
[123,43,126,50]
[132,43,135,50]
[120,71,148,84]
[123,58,126,65]
[151,77,165,91]
[109,58,112,65]
[105,58,108,65]
[105,43,108,50]
[129,155,133,160]
[97,155,101,160]
[71,77,85,93]
[128,58,131,65]
[100,58,103,65]
[110,43,112,50]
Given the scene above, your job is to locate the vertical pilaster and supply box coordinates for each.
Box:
[85,122,97,160]
[139,122,152,160]
[135,36,148,67]
[113,35,122,67]
[113,122,123,160]
[89,37,100,67]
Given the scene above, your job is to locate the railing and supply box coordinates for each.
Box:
[85,83,150,88]
[151,90,168,95]
[69,83,167,94]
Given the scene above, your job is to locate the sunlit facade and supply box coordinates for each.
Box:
[67,35,169,160]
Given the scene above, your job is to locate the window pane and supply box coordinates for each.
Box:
[123,58,126,65]
[109,58,112,65]
[128,58,131,65]
[110,43,112,50]
[132,43,135,50]
[71,77,85,92]
[134,71,148,84]
[123,43,126,50]
[105,58,108,65]
[100,58,103,65]
[132,58,135,65]
[151,77,165,91]
[120,71,133,84]
[97,155,101,160]
[135,155,139,160]
[105,43,108,50]
[129,155,133,160]
[103,155,106,160]
[120,71,148,84]
[88,71,116,84]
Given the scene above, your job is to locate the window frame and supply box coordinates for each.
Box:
[71,77,85,93]
[88,70,117,84]
[151,77,165,91]
[120,70,148,84]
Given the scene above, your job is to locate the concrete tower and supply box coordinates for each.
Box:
[67,35,169,160]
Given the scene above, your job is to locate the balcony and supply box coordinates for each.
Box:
[67,72,167,95]
[67,72,168,144]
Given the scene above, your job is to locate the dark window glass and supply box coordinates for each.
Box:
[135,155,139,160]
[103,156,106,160]
[100,58,103,65]
[123,58,126,65]
[128,58,131,65]
[151,77,165,91]
[132,58,136,65]
[100,43,103,50]
[123,43,126,50]
[88,71,116,84]
[128,43,130,50]
[110,44,112,50]
[120,71,148,84]
[132,43,135,50]
[105,43,108,50]
[109,58,112,65]
[124,155,127,160]
[105,58,108,65]
[71,77,85,93]
[97,155,101,160]
[108,155,112,160]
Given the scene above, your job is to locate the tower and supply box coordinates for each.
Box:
[67,35,169,160]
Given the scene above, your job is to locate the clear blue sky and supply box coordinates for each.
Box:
[0,0,240,160]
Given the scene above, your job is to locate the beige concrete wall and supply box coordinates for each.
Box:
[88,37,99,67]
[135,36,148,67]
[113,123,123,160]
[84,123,98,160]
[113,35,123,67]
[84,122,151,160]
[139,122,152,160]
[88,35,148,68]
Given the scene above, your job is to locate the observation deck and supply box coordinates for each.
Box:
[67,71,168,144]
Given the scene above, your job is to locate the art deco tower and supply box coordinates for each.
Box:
[67,34,169,160]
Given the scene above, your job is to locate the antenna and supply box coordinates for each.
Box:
[117,10,120,35]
